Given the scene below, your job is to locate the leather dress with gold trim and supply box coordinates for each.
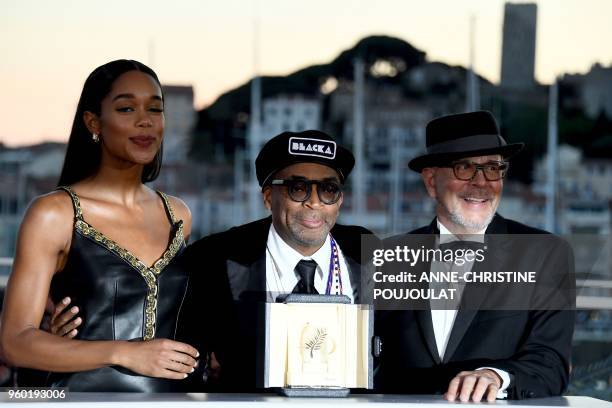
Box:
[48,187,189,392]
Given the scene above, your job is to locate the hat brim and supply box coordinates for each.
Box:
[260,158,347,187]
[259,145,355,187]
[408,143,524,172]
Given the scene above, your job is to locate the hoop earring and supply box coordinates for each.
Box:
[92,133,100,143]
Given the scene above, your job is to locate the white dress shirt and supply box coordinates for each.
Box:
[432,220,510,399]
[265,225,354,303]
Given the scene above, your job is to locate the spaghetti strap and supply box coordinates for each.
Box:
[56,186,83,221]
[156,191,178,225]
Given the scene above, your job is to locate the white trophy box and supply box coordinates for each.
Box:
[261,294,373,397]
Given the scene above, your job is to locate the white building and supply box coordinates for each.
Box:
[161,85,196,164]
[329,83,430,190]
[534,145,612,201]
[262,95,321,140]
[533,145,611,235]
[0,143,65,258]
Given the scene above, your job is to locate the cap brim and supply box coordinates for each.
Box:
[259,147,355,187]
[408,143,525,172]
[260,158,346,187]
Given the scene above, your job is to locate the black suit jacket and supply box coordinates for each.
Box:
[179,217,376,392]
[374,214,575,399]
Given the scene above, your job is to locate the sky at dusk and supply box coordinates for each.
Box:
[1,0,611,146]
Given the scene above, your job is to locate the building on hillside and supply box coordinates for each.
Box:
[500,2,538,90]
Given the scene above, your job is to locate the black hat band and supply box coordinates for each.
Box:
[427,134,508,155]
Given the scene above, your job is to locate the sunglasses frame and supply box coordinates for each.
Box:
[270,178,343,205]
[442,160,509,181]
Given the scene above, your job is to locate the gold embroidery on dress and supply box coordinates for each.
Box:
[58,186,184,340]
[157,191,177,224]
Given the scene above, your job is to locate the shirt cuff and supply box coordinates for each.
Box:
[476,367,510,399]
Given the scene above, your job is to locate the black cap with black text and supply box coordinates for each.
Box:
[255,130,355,187]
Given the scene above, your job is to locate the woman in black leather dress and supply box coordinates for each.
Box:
[0,60,199,391]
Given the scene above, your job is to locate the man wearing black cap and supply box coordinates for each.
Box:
[43,130,374,391]
[181,130,374,391]
[375,111,574,402]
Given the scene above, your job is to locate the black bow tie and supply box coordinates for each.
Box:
[292,259,319,294]
[438,240,485,253]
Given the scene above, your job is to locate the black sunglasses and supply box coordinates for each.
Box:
[441,160,509,181]
[270,179,343,205]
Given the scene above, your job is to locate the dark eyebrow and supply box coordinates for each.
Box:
[321,176,340,183]
[111,93,163,102]
[452,160,505,165]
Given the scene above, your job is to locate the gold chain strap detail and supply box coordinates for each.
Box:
[58,186,83,220]
[157,191,177,224]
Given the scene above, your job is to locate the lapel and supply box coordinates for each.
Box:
[443,310,476,363]
[327,223,371,302]
[344,256,362,302]
[442,214,510,362]
[226,217,271,303]
[416,309,441,364]
[414,218,442,364]
[227,253,267,302]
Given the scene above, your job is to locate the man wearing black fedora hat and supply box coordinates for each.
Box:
[178,130,376,391]
[375,111,574,401]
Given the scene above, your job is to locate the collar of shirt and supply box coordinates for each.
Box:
[267,224,331,291]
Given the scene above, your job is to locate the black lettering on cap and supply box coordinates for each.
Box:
[288,137,336,160]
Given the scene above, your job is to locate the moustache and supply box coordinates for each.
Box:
[459,188,495,200]
[295,211,327,223]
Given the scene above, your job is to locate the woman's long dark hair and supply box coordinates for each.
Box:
[57,60,164,186]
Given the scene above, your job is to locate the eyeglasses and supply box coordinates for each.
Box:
[270,179,343,205]
[442,160,509,181]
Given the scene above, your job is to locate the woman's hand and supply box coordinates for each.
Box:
[114,339,199,380]
[47,297,82,338]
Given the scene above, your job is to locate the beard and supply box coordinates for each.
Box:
[448,206,496,232]
[287,211,333,249]
[441,187,498,232]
